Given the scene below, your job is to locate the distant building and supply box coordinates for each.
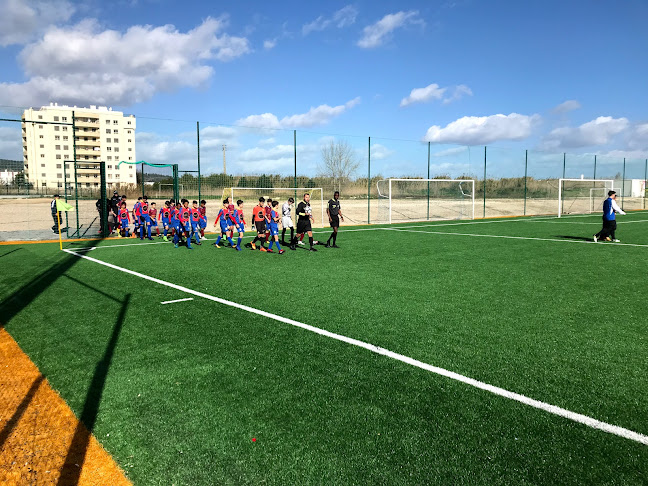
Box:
[0,159,23,185]
[22,103,137,191]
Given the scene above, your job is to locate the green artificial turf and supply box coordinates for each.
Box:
[1,212,647,484]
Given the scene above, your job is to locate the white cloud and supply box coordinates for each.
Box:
[442,84,473,105]
[542,116,629,150]
[400,84,446,107]
[236,97,360,129]
[0,126,23,160]
[370,143,395,160]
[627,122,648,151]
[357,10,423,48]
[401,83,472,107]
[263,38,277,50]
[302,5,358,35]
[552,100,581,114]
[0,0,75,47]
[424,113,540,145]
[431,146,469,157]
[0,17,250,107]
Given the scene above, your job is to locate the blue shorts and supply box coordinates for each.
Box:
[236,224,244,233]
[120,219,129,229]
[191,222,200,231]
[140,215,151,224]
[161,217,170,227]
[219,221,230,233]
[150,219,157,227]
[199,220,207,229]
[268,225,279,236]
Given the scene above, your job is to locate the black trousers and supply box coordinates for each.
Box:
[51,211,61,231]
[595,219,616,240]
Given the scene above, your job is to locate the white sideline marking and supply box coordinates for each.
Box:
[383,228,648,248]
[161,297,194,305]
[62,247,648,446]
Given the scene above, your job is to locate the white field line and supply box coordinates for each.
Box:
[62,247,648,446]
[523,219,648,225]
[382,228,648,248]
[161,297,194,305]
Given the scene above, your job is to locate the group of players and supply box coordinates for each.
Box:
[111,190,345,253]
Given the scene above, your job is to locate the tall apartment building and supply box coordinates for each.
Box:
[22,103,137,191]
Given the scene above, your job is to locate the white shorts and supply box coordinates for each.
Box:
[282,216,293,228]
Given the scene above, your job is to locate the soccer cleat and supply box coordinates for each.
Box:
[163,236,168,241]
[309,247,318,252]
[593,235,598,242]
[148,237,153,241]
[278,249,285,254]
[251,243,256,250]
[266,249,274,253]
[613,239,621,242]
[605,237,612,242]
[235,246,242,251]
[213,243,221,248]
[195,242,202,245]
[289,245,296,250]
[325,243,331,248]
[174,243,178,248]
[259,247,267,252]
[332,244,340,248]
[297,240,305,246]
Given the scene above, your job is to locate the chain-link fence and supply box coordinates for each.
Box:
[1,105,647,241]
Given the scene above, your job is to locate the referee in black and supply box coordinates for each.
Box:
[325,191,344,248]
[290,193,317,251]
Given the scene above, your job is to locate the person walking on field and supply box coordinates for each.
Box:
[51,194,62,233]
[594,190,625,243]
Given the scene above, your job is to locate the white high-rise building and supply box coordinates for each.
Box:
[22,103,137,191]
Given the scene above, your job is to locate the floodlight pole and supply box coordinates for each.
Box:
[427,141,430,221]
[524,149,528,216]
[294,130,297,202]
[621,158,626,209]
[593,155,597,180]
[482,146,487,218]
[368,136,371,224]
[562,153,566,179]
[197,121,201,202]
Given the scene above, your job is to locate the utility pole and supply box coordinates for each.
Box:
[222,144,227,175]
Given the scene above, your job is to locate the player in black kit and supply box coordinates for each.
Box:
[325,191,344,248]
[290,193,317,251]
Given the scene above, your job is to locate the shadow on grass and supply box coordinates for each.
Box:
[0,248,21,259]
[0,374,44,449]
[57,293,131,486]
[554,235,594,242]
[0,239,101,329]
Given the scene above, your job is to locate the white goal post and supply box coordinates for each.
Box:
[230,187,325,227]
[377,178,475,224]
[558,179,614,217]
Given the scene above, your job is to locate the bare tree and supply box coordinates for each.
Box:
[318,140,360,193]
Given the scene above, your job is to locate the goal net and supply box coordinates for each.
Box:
[377,179,475,224]
[558,179,614,217]
[229,187,325,227]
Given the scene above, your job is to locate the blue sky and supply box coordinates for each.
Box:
[1,0,647,178]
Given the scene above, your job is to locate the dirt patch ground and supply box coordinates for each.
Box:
[0,328,131,485]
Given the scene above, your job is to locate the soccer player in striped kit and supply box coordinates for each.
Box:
[174,199,193,249]
[267,200,284,254]
[213,199,236,248]
[118,202,131,238]
[199,200,207,238]
[190,200,203,245]
[159,201,171,241]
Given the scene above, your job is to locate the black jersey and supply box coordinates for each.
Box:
[296,201,311,221]
[328,199,341,217]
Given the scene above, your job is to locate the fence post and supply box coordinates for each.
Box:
[72,110,78,237]
[483,146,487,218]
[427,141,430,220]
[621,158,626,209]
[524,149,528,216]
[562,152,566,179]
[141,162,145,199]
[644,159,647,210]
[593,155,597,180]
[367,136,371,224]
[196,121,201,202]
